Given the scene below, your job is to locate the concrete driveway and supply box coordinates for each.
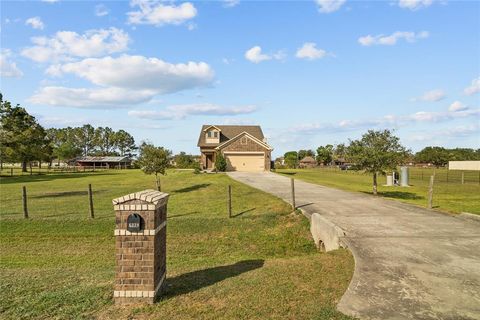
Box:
[227,171,480,320]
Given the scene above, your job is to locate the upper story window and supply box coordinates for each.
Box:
[206,130,220,142]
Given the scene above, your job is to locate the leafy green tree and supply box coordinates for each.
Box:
[347,129,408,195]
[136,143,171,191]
[333,143,347,161]
[414,147,449,167]
[298,149,315,160]
[94,127,116,155]
[316,144,333,165]
[284,151,298,169]
[75,124,96,156]
[112,129,136,156]
[174,152,196,169]
[215,152,227,172]
[0,94,50,172]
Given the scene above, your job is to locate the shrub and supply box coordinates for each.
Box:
[215,152,227,172]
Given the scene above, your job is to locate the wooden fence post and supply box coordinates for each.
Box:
[10,168,13,176]
[427,175,434,209]
[22,186,28,219]
[228,185,232,218]
[88,184,94,219]
[461,172,465,185]
[291,178,296,211]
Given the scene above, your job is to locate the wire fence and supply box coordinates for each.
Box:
[304,166,480,185]
[0,165,118,177]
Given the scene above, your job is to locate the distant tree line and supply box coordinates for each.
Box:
[0,95,136,171]
[413,147,480,167]
[280,143,479,169]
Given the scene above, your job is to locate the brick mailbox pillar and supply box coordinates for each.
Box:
[112,189,169,304]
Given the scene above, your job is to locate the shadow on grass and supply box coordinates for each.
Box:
[30,189,107,198]
[280,172,297,176]
[0,172,115,184]
[168,212,199,219]
[232,208,255,218]
[162,260,264,299]
[172,183,210,193]
[362,191,424,200]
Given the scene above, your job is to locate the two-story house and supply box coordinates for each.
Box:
[197,125,273,172]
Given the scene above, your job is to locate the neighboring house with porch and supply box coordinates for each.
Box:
[197,125,273,172]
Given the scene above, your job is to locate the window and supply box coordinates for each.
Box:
[214,131,218,138]
[207,131,212,138]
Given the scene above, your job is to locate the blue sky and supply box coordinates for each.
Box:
[1,0,479,157]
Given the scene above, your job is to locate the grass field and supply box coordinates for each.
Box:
[277,167,480,214]
[0,170,354,320]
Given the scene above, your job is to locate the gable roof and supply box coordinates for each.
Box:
[300,156,316,163]
[215,131,272,151]
[197,125,265,147]
[76,156,131,162]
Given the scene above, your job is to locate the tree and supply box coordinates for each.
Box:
[284,151,298,169]
[347,130,408,195]
[316,144,333,165]
[112,129,136,156]
[75,124,96,156]
[298,149,315,160]
[0,95,50,172]
[215,152,227,172]
[333,143,347,161]
[94,127,116,155]
[136,143,171,191]
[174,152,196,169]
[414,147,449,167]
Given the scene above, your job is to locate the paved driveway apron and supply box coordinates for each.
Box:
[227,172,480,320]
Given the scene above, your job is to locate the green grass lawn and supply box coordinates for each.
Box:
[0,170,354,320]
[276,167,480,214]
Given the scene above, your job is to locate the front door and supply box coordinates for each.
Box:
[206,153,214,169]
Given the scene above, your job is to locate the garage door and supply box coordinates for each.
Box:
[225,153,265,172]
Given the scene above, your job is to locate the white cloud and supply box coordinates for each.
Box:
[408,125,479,142]
[315,0,346,13]
[41,0,59,3]
[25,17,45,30]
[464,77,480,96]
[31,55,214,108]
[295,42,328,60]
[245,46,271,63]
[245,46,285,63]
[358,31,429,46]
[223,0,240,8]
[128,103,257,120]
[28,87,155,108]
[411,89,446,102]
[95,4,109,17]
[47,55,214,93]
[127,0,197,26]
[0,49,23,78]
[398,0,434,10]
[289,108,480,134]
[21,28,129,63]
[448,101,468,112]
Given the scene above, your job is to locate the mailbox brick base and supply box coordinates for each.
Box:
[113,190,168,304]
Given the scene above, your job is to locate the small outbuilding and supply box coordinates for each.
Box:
[299,156,317,168]
[75,156,132,169]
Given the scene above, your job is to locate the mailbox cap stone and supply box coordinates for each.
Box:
[112,189,169,207]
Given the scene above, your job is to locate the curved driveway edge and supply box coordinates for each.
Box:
[227,171,480,320]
